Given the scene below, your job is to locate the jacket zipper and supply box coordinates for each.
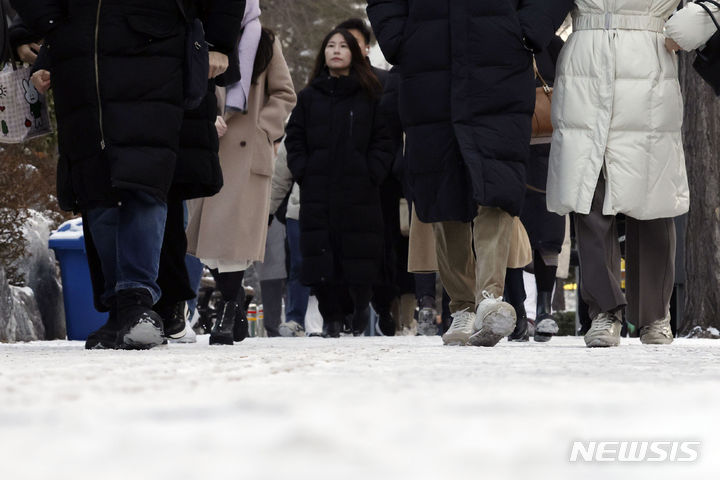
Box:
[94,0,105,150]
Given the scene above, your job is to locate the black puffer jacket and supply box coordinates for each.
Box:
[367,0,573,222]
[12,0,245,211]
[285,72,393,287]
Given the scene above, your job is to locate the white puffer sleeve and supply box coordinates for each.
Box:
[665,2,720,51]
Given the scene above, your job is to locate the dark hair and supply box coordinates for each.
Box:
[336,18,372,45]
[252,28,276,84]
[309,28,382,98]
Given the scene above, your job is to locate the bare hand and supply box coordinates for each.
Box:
[17,42,42,64]
[208,51,229,79]
[31,69,51,94]
[665,37,682,54]
[215,116,228,138]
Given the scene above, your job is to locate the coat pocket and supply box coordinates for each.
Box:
[249,126,274,177]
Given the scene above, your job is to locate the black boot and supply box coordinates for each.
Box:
[534,291,558,342]
[116,288,165,350]
[353,306,370,336]
[85,299,121,350]
[323,316,343,338]
[233,305,249,342]
[508,303,529,342]
[210,301,238,346]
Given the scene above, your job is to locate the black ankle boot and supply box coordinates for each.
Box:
[233,305,249,342]
[534,291,558,342]
[323,317,342,338]
[117,288,165,350]
[353,307,370,336]
[508,303,529,342]
[210,301,238,345]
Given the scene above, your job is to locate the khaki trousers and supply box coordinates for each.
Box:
[433,206,513,313]
[575,176,676,327]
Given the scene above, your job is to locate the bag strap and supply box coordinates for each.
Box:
[697,1,720,32]
[533,56,551,94]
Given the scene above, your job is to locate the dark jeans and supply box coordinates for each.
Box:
[86,190,167,305]
[261,279,284,336]
[285,218,309,326]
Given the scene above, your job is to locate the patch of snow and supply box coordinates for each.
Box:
[0,336,718,480]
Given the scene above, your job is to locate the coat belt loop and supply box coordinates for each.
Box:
[604,12,612,30]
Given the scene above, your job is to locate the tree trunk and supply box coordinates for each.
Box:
[678,42,720,335]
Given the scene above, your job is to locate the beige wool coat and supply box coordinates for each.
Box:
[186,39,296,264]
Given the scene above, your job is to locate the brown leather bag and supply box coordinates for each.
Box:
[531,57,553,145]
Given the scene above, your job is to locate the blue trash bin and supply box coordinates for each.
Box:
[49,218,108,341]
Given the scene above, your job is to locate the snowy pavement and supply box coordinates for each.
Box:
[0,335,718,480]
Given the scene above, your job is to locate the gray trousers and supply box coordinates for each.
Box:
[574,176,675,328]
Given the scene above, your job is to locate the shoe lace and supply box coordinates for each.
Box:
[593,313,615,330]
[481,290,503,302]
[642,318,671,337]
[449,309,474,330]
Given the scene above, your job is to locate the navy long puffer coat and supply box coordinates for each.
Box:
[367,0,573,222]
[12,0,245,211]
[285,72,393,287]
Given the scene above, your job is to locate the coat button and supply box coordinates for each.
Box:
[240,141,247,147]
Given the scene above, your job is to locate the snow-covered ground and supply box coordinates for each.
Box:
[0,336,718,480]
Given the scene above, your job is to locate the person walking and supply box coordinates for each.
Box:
[186,5,296,346]
[367,0,572,347]
[547,0,687,347]
[269,141,309,331]
[17,0,245,349]
[285,28,393,338]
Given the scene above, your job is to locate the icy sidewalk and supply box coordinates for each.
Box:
[0,336,718,480]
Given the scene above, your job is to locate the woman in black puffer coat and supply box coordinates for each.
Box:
[285,28,393,337]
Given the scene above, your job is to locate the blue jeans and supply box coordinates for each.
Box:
[87,191,167,305]
[285,218,309,327]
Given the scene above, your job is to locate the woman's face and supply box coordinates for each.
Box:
[325,33,352,74]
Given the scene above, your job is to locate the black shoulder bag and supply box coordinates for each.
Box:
[175,0,210,110]
[693,0,720,96]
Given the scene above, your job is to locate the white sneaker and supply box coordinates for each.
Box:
[468,291,517,347]
[442,309,476,346]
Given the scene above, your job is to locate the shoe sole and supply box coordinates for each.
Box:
[442,330,471,346]
[468,307,516,347]
[534,333,553,343]
[640,336,674,345]
[121,320,165,350]
[165,324,188,340]
[585,336,621,347]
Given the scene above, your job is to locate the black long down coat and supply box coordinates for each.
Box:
[521,36,567,255]
[285,72,393,287]
[367,0,573,223]
[12,0,245,211]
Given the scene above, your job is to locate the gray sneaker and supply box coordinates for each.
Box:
[584,312,622,347]
[442,309,475,346]
[640,314,673,345]
[468,291,516,347]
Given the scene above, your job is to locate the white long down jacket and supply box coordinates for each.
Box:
[547,0,688,220]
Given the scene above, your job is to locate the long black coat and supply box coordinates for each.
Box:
[367,0,573,222]
[521,36,566,254]
[12,0,245,211]
[285,72,393,287]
